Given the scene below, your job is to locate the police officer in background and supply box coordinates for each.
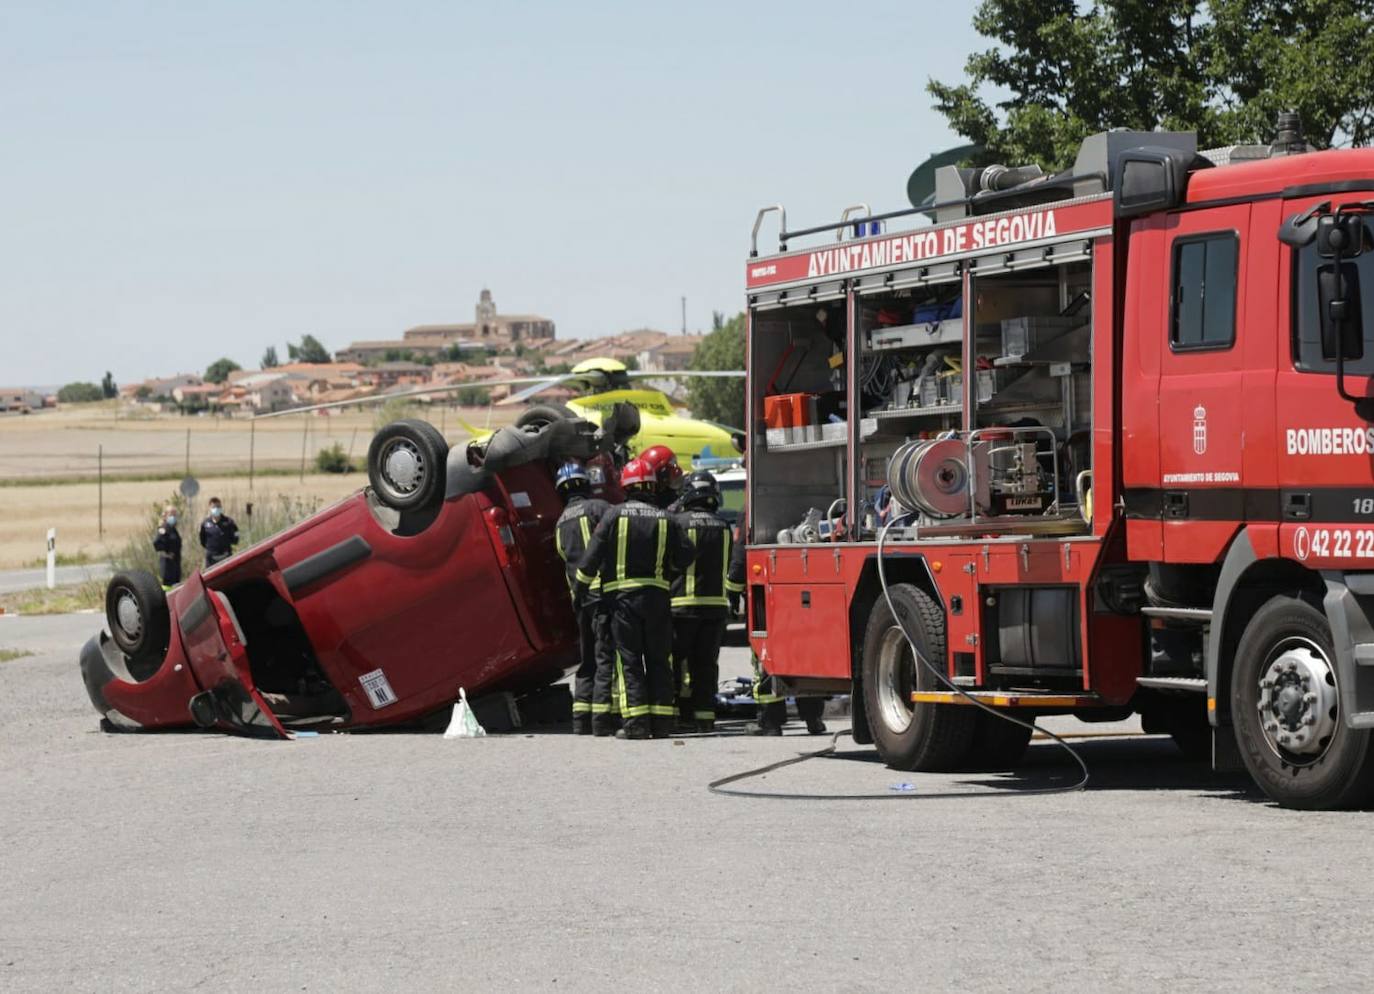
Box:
[728,510,827,736]
[152,505,182,590]
[576,456,696,740]
[199,496,239,568]
[670,471,738,732]
[554,461,616,736]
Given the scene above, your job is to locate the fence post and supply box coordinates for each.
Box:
[98,444,104,538]
[249,418,256,491]
[46,528,56,590]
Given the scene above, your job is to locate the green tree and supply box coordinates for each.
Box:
[928,1,1374,172]
[287,334,331,364]
[686,312,745,427]
[100,371,117,398]
[261,345,279,368]
[57,382,103,403]
[204,357,241,384]
[455,385,492,406]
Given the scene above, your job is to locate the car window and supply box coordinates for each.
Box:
[1171,232,1238,351]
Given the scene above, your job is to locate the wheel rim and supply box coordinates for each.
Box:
[1256,635,1339,766]
[877,625,916,734]
[114,590,142,640]
[379,438,426,500]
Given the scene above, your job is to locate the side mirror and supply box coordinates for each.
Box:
[1279,208,1322,248]
[1318,263,1364,361]
[1317,214,1366,258]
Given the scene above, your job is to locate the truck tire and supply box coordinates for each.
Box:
[849,679,874,745]
[515,404,575,430]
[860,583,976,771]
[965,709,1034,769]
[368,419,448,511]
[105,570,170,675]
[1230,594,1374,809]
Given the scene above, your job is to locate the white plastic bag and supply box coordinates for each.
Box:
[443,687,487,739]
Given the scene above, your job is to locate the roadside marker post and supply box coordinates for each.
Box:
[46,529,56,590]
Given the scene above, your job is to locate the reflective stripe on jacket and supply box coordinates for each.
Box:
[575,498,696,594]
[555,495,610,595]
[670,509,738,613]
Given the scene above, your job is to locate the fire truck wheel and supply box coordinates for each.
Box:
[849,680,875,745]
[1230,595,1374,810]
[965,709,1033,770]
[368,419,448,511]
[861,583,977,771]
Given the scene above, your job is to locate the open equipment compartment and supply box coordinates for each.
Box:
[748,292,850,544]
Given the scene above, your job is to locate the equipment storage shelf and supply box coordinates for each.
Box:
[766,435,847,453]
[868,404,961,419]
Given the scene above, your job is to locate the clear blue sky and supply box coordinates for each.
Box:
[1,1,981,387]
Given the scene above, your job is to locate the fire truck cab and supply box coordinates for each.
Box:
[744,116,1374,808]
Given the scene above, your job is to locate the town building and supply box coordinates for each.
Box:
[336,289,555,363]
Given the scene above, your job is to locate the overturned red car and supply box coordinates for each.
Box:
[80,411,632,737]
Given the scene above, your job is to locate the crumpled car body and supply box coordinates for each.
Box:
[79,415,624,738]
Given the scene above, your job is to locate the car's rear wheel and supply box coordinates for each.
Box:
[368,419,448,510]
[860,584,976,771]
[515,404,575,430]
[105,570,170,674]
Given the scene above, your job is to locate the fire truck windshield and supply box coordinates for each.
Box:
[1294,218,1374,375]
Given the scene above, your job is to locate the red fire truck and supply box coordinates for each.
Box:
[743,115,1374,809]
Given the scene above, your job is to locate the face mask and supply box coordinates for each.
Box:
[166,515,177,526]
[210,506,222,518]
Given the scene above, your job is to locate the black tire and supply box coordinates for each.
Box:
[368,419,448,511]
[965,709,1034,770]
[105,570,170,673]
[1230,594,1374,809]
[849,679,874,745]
[860,584,977,771]
[515,404,575,430]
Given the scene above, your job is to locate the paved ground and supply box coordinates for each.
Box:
[2,613,1369,993]
[0,563,110,595]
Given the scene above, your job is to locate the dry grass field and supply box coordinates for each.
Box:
[0,402,517,569]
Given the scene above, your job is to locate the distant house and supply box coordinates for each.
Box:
[336,289,555,363]
[356,361,431,390]
[638,335,703,372]
[0,388,43,413]
[219,372,299,414]
[143,374,203,400]
[171,383,224,409]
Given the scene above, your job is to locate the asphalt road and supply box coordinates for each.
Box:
[0,563,110,595]
[2,613,1371,993]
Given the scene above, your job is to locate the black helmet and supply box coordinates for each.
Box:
[680,470,720,510]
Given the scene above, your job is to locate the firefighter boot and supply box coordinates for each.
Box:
[746,701,786,736]
[616,723,651,740]
[798,697,827,735]
[572,714,593,735]
[651,715,677,739]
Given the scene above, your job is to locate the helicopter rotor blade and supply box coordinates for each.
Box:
[251,374,553,420]
[494,373,580,406]
[624,370,745,379]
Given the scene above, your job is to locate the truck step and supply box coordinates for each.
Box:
[912,690,1100,708]
[1136,676,1207,693]
[1140,605,1213,623]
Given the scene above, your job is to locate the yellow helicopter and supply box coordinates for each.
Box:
[491,358,744,469]
[260,357,745,470]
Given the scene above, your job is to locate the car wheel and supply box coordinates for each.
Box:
[965,709,1034,769]
[860,583,976,771]
[515,404,575,430]
[105,570,170,672]
[1230,594,1374,809]
[368,419,448,511]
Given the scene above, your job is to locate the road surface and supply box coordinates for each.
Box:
[0,563,110,595]
[1,612,1369,992]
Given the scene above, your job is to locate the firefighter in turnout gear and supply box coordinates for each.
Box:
[728,511,827,736]
[575,456,696,739]
[554,461,616,736]
[670,471,739,732]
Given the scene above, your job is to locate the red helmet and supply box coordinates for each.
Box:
[639,444,683,490]
[620,457,653,490]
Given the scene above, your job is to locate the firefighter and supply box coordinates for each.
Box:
[553,461,616,736]
[575,456,696,740]
[152,505,182,590]
[639,443,685,509]
[670,471,738,732]
[199,497,240,568]
[728,512,827,736]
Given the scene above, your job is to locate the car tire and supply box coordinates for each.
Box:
[860,583,976,771]
[1230,594,1374,809]
[105,570,170,673]
[368,419,448,511]
[515,404,575,430]
[965,709,1034,769]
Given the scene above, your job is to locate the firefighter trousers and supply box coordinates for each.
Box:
[672,613,725,724]
[610,589,677,736]
[573,600,600,719]
[587,600,621,731]
[751,652,824,728]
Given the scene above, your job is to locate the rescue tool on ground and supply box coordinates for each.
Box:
[742,112,1374,809]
